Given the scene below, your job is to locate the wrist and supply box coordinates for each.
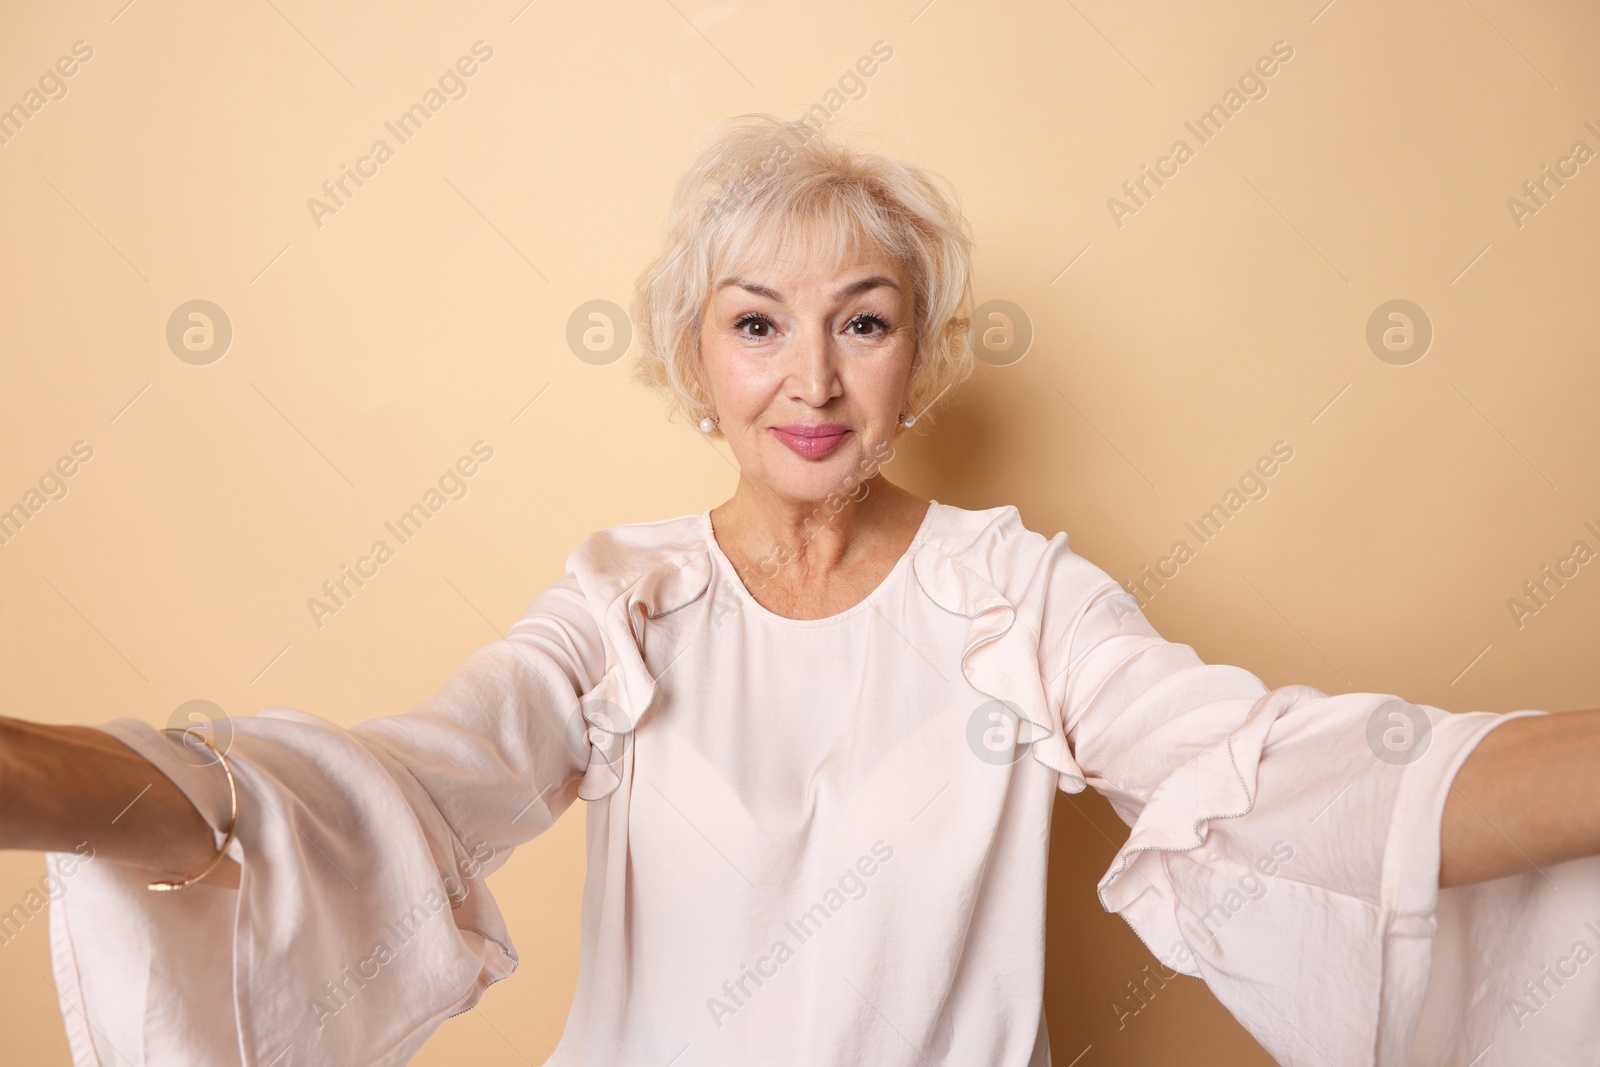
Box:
[0,718,14,849]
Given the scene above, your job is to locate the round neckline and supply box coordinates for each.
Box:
[701,499,939,628]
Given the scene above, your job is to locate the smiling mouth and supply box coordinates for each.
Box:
[770,425,851,458]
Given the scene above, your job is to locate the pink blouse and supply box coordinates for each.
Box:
[47,501,1598,1065]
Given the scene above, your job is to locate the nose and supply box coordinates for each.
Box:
[787,324,842,408]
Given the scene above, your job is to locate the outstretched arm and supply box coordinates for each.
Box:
[1440,706,1600,887]
[0,715,240,887]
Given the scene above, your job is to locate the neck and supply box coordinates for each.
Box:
[711,474,926,580]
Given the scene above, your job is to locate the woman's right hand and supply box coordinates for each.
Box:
[0,715,240,888]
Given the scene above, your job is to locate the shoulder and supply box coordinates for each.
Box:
[917,501,1121,613]
[562,510,711,602]
[558,501,1118,611]
[565,502,1053,583]
[921,501,1057,583]
[923,501,1047,554]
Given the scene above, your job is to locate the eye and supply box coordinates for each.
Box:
[845,313,891,337]
[733,312,775,338]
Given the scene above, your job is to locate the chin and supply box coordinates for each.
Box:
[763,451,868,504]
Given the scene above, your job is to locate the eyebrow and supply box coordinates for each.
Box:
[715,275,902,302]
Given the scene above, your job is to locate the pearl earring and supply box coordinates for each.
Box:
[699,416,717,433]
[900,412,916,427]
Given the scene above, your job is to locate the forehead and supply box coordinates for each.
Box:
[711,202,909,295]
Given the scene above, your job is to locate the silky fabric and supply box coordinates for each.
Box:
[48,501,1598,1065]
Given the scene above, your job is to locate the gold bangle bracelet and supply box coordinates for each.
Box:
[146,727,240,892]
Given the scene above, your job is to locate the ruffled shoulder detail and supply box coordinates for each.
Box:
[565,514,714,800]
[562,503,1101,799]
[909,504,1090,793]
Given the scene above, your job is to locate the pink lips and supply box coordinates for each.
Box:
[770,422,851,458]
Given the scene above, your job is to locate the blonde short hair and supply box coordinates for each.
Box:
[630,113,976,436]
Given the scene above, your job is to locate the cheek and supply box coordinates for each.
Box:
[849,372,898,407]
[854,349,915,401]
[702,345,776,410]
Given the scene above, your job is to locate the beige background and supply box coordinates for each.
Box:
[2,0,1597,1063]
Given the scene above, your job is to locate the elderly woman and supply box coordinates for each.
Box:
[4,114,1599,1067]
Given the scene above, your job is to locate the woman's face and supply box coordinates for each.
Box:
[698,238,916,506]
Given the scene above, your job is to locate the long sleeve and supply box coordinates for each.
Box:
[1033,534,1600,1066]
[47,571,607,1067]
